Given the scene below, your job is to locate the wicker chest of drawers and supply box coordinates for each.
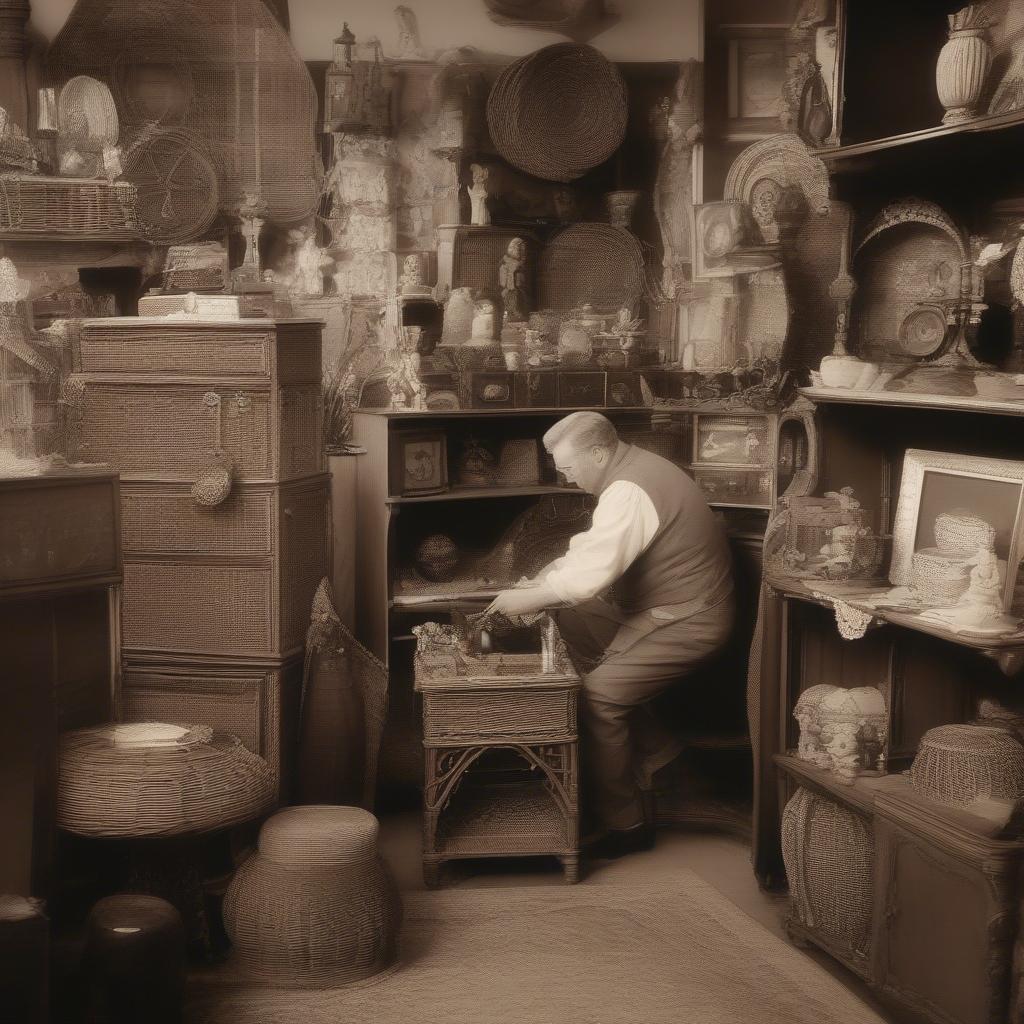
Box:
[67,318,327,798]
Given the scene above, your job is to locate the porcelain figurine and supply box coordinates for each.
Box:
[400,253,432,297]
[468,163,490,226]
[499,237,530,323]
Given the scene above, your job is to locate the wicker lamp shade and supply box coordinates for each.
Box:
[486,43,627,183]
[538,223,647,314]
[910,724,1024,807]
[58,723,275,838]
[223,805,401,988]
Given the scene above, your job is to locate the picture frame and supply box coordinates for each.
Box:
[890,449,1024,613]
[694,414,769,467]
[693,201,748,281]
[390,431,449,496]
[725,29,787,139]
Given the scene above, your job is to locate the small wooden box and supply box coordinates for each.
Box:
[558,371,606,408]
[514,371,557,408]
[470,372,516,409]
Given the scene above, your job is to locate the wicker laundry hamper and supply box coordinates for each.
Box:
[782,787,873,957]
[910,724,1024,807]
[222,805,402,988]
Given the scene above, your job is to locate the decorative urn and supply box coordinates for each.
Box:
[936,6,992,125]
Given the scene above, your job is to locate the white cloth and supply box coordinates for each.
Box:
[544,481,659,605]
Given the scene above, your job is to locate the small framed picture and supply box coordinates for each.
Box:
[891,450,1024,614]
[391,431,448,496]
[725,30,786,138]
[695,415,770,467]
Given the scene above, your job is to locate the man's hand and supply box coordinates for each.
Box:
[485,583,556,619]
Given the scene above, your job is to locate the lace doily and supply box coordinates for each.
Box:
[812,591,874,640]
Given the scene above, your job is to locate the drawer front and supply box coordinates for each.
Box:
[122,560,275,655]
[71,383,275,480]
[0,478,119,587]
[121,485,276,557]
[78,328,273,377]
[422,689,576,740]
[119,659,303,800]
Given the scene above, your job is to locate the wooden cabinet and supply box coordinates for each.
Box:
[0,470,121,899]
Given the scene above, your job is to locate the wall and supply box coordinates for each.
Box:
[28,0,700,62]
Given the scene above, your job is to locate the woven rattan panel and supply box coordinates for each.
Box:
[0,176,137,238]
[423,690,575,741]
[77,328,273,377]
[121,484,275,557]
[119,658,302,799]
[279,482,330,652]
[72,382,275,479]
[122,561,274,655]
[278,385,324,479]
[275,324,324,385]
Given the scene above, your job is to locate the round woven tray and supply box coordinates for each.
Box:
[58,722,275,838]
[486,43,627,183]
[538,223,646,313]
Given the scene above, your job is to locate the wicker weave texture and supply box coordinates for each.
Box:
[910,724,1024,806]
[0,175,137,239]
[782,787,873,955]
[537,224,646,314]
[911,549,972,606]
[119,658,302,801]
[77,329,274,377]
[422,690,576,740]
[223,806,401,988]
[934,512,997,556]
[58,723,275,838]
[486,43,627,182]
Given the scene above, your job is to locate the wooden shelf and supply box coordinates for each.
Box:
[774,754,890,817]
[386,484,579,505]
[767,574,1024,656]
[799,387,1024,419]
[814,108,1024,169]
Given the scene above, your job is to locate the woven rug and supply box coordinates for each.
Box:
[189,873,885,1024]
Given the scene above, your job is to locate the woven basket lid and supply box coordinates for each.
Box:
[486,43,627,183]
[58,722,275,838]
[258,805,380,867]
[917,723,1020,756]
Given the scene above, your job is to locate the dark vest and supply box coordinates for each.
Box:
[603,444,734,615]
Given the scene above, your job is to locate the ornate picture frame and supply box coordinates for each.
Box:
[390,431,448,496]
[890,449,1024,613]
[724,28,787,140]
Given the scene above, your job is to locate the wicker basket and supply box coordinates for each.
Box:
[934,511,996,556]
[910,724,1024,807]
[911,548,973,606]
[0,175,137,239]
[222,805,401,988]
[782,787,873,956]
[486,43,627,183]
[58,723,275,838]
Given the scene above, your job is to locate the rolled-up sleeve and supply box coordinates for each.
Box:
[544,481,659,605]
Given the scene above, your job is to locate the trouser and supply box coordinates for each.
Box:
[555,593,736,831]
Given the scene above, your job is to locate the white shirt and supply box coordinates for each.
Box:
[544,481,660,605]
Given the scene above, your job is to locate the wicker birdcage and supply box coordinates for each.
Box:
[486,43,627,183]
[910,724,1024,807]
[222,805,401,988]
[46,0,323,226]
[538,224,647,315]
[58,722,275,838]
[782,787,873,957]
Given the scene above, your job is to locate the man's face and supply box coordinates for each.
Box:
[551,439,606,494]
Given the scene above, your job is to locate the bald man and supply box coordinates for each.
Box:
[487,411,735,858]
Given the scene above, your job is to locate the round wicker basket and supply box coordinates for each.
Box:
[223,805,401,988]
[911,548,973,606]
[934,511,996,555]
[910,723,1024,806]
[58,722,275,838]
[486,43,627,183]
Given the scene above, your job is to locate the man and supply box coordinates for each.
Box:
[486,411,735,858]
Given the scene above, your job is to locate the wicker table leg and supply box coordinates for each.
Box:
[560,854,580,884]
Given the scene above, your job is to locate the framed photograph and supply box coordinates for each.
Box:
[890,450,1024,613]
[693,201,748,280]
[390,431,448,496]
[726,30,787,138]
[694,415,770,467]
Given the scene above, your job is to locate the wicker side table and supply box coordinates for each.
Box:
[413,615,581,886]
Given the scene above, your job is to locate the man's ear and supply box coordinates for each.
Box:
[592,445,607,464]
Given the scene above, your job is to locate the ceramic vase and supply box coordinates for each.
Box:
[936,6,992,125]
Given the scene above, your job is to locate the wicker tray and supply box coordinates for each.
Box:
[486,43,627,183]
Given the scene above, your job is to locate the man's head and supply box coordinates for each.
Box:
[542,411,622,494]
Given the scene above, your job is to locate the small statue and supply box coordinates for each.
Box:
[400,253,432,297]
[470,293,499,345]
[394,5,424,59]
[498,237,529,323]
[233,190,268,282]
[921,545,1019,633]
[283,225,332,298]
[468,163,490,226]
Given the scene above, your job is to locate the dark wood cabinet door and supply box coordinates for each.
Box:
[873,817,1013,1024]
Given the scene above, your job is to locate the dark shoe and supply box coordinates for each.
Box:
[585,822,655,860]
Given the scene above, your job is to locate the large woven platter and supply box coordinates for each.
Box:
[486,43,627,183]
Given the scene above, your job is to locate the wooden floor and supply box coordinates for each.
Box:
[377,810,897,1022]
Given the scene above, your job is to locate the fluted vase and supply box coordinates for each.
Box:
[936,6,992,125]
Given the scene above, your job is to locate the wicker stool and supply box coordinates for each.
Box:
[222,805,401,988]
[86,895,185,1024]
